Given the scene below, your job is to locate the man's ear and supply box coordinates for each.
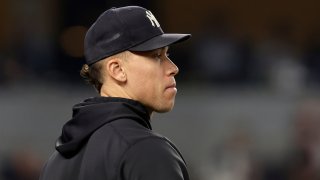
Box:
[106,58,127,82]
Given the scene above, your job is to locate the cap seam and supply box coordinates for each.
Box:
[114,8,132,47]
[128,32,162,50]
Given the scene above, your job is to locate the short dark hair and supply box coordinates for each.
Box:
[80,62,104,93]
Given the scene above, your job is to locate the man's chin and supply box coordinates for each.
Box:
[154,105,174,113]
[146,100,175,114]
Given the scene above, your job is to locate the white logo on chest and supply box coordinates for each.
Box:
[146,10,160,27]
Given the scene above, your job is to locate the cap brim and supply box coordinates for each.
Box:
[129,33,191,51]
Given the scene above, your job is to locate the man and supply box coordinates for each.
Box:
[40,6,191,180]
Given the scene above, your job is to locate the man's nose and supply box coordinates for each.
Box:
[166,58,179,76]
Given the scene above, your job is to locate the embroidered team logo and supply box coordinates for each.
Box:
[146,10,160,27]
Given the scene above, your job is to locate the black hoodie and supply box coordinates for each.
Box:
[40,97,189,180]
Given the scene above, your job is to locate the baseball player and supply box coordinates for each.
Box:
[39,6,191,180]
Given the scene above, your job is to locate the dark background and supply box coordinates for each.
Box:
[1,0,320,180]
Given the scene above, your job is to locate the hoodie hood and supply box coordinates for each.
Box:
[55,97,151,158]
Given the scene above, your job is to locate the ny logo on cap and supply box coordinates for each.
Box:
[146,10,160,27]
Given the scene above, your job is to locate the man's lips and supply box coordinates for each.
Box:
[166,83,177,89]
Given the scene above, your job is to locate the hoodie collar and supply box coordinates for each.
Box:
[56,97,151,158]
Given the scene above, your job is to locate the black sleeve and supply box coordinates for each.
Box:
[120,138,189,180]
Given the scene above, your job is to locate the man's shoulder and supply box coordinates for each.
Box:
[119,134,190,180]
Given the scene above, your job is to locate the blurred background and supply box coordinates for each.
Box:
[1,0,320,179]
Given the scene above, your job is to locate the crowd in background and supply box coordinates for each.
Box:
[1,13,320,94]
[1,0,320,180]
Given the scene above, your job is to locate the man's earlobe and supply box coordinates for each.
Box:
[107,59,127,82]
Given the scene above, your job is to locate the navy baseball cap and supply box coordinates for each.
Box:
[84,6,191,65]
